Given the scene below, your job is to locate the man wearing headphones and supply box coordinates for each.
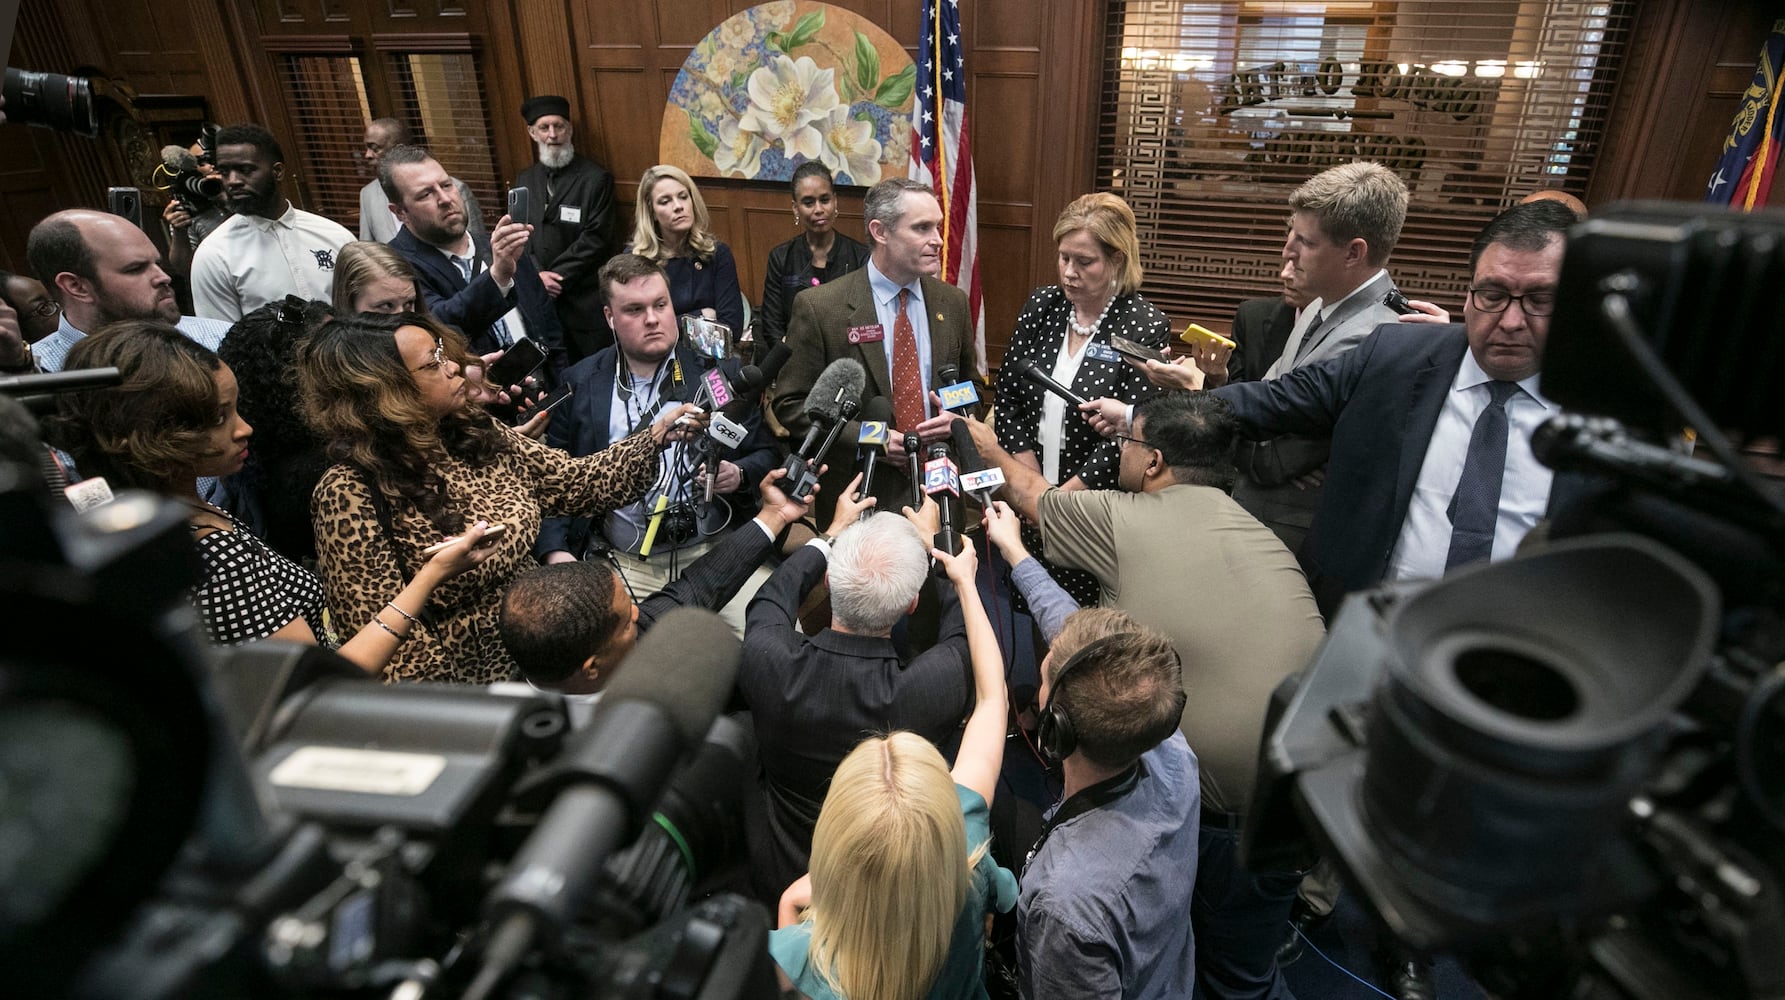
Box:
[1018,608,1200,999]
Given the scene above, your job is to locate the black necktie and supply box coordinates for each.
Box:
[1445,380,1520,570]
[1291,310,1326,364]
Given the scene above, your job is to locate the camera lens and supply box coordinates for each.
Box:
[3,67,99,138]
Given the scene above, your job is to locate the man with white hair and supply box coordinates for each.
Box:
[737,495,973,903]
[511,94,620,362]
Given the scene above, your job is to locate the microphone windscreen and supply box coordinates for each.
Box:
[860,395,894,426]
[803,358,866,422]
[601,608,738,747]
[950,419,985,473]
[161,144,198,172]
[937,363,960,388]
[755,343,794,384]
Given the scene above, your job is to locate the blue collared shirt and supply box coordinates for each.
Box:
[865,258,935,420]
[35,312,233,372]
[1018,734,1201,1000]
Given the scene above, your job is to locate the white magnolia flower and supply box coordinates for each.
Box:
[715,116,767,178]
[739,54,838,160]
[817,105,884,185]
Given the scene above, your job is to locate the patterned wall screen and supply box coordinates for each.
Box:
[1098,1,1632,329]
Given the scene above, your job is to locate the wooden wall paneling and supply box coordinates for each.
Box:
[485,0,577,168]
[188,0,256,124]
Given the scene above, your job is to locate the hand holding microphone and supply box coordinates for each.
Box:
[853,396,894,506]
[780,358,865,502]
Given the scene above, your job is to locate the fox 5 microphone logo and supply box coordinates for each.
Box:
[923,457,960,495]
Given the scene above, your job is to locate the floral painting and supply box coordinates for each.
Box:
[660,2,916,185]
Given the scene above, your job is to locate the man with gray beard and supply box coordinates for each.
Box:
[511,95,620,362]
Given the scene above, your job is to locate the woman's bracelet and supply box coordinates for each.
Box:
[371,616,409,642]
[385,601,420,626]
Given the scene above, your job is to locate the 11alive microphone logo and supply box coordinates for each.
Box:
[924,457,961,495]
[936,380,980,411]
[857,421,889,446]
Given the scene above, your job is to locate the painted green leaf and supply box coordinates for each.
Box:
[787,10,825,50]
[875,64,916,109]
[765,30,785,52]
[854,31,879,93]
[689,112,719,159]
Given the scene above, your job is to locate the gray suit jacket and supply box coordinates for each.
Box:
[1284,270,1400,370]
[771,266,979,519]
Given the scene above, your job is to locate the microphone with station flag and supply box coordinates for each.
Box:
[952,420,1005,507]
[1015,357,1089,408]
[470,609,738,996]
[854,396,894,505]
[904,431,924,512]
[779,358,865,501]
[692,344,795,502]
[934,363,981,417]
[924,439,963,556]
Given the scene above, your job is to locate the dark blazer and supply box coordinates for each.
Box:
[771,266,980,520]
[758,231,871,354]
[1227,295,1297,385]
[390,226,568,384]
[513,155,619,357]
[536,341,780,559]
[1215,323,1472,614]
[662,242,745,337]
[993,287,1170,489]
[738,543,970,900]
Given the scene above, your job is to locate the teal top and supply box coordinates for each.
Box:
[769,784,1019,999]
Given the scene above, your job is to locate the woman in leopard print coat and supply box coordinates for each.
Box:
[299,313,699,684]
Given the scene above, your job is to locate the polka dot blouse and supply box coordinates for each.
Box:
[994,286,1171,489]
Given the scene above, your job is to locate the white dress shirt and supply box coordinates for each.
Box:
[1038,332,1092,484]
[1387,349,1555,582]
[191,203,354,321]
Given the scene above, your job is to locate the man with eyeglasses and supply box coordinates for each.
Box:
[1206,199,1578,619]
[956,390,1325,1000]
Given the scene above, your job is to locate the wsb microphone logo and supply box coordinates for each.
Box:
[857,421,889,446]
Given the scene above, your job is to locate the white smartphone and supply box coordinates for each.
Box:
[422,522,508,556]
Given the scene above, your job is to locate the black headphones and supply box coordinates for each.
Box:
[1036,633,1185,763]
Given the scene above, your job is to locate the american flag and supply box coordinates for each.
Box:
[909,0,985,374]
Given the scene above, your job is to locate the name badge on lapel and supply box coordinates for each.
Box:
[1085,342,1122,364]
[847,324,886,345]
[559,205,582,224]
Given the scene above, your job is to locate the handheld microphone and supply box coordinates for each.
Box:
[1016,358,1089,408]
[950,420,1004,507]
[161,144,198,173]
[475,610,738,984]
[924,441,963,556]
[934,363,981,416]
[780,358,866,501]
[905,431,923,512]
[854,396,894,505]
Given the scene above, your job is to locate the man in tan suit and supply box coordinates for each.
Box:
[773,178,980,521]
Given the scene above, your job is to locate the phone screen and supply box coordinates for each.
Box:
[1110,335,1168,363]
[486,338,547,388]
[521,383,574,423]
